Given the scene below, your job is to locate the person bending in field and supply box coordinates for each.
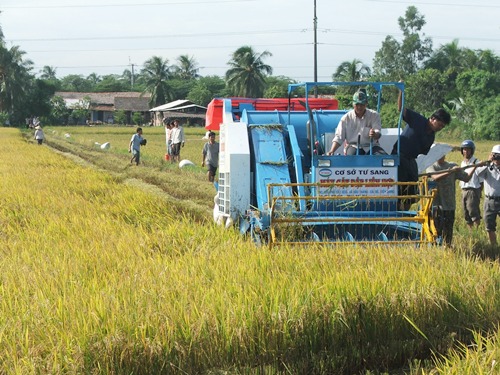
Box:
[392,82,451,210]
[129,127,144,166]
[426,154,478,247]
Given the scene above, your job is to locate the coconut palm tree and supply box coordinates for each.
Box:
[477,49,500,73]
[86,72,101,85]
[424,39,466,77]
[333,59,371,82]
[225,46,272,98]
[173,54,200,80]
[140,56,173,107]
[0,45,33,113]
[40,65,57,80]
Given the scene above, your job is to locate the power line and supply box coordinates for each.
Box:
[2,0,497,9]
[1,0,256,9]
[6,29,303,43]
[363,0,500,7]
[8,27,500,44]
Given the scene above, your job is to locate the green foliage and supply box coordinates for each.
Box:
[398,6,433,73]
[333,59,371,83]
[172,54,200,80]
[0,111,9,126]
[94,74,129,92]
[264,75,296,98]
[0,44,34,124]
[113,110,127,124]
[473,96,500,140]
[373,6,432,78]
[69,95,91,125]
[404,68,448,114]
[24,78,57,120]
[379,102,400,129]
[373,35,402,80]
[140,56,173,107]
[187,83,213,106]
[48,95,71,125]
[456,69,500,108]
[59,74,93,92]
[132,111,144,125]
[169,77,195,101]
[226,46,273,97]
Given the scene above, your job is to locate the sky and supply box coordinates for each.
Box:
[1,0,499,82]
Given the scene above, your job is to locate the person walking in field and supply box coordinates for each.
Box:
[475,145,500,246]
[202,131,219,182]
[129,127,144,166]
[34,125,45,145]
[164,120,173,158]
[459,140,482,229]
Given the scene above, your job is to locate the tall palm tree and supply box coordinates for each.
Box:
[86,72,101,85]
[0,45,33,113]
[424,39,465,76]
[40,65,57,80]
[333,59,371,82]
[140,56,173,107]
[477,49,500,73]
[173,54,200,80]
[225,46,272,98]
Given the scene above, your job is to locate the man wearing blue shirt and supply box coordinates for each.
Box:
[129,127,144,166]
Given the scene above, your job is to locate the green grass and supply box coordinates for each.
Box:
[1,126,500,374]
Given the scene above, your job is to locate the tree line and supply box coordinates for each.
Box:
[0,6,499,139]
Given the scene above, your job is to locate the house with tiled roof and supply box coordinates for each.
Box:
[54,91,151,124]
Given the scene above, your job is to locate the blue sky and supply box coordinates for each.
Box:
[1,0,499,81]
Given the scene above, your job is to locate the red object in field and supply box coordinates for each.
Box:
[205,97,339,131]
[164,153,170,161]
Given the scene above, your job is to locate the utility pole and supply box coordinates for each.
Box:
[129,57,135,88]
[313,0,318,97]
[131,63,135,88]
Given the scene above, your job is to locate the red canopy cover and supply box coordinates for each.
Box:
[205,97,338,131]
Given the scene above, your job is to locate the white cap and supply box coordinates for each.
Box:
[492,145,500,154]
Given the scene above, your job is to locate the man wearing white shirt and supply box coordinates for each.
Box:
[170,119,185,163]
[460,140,482,228]
[327,89,386,156]
[475,145,500,246]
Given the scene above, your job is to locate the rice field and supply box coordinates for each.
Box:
[1,126,500,374]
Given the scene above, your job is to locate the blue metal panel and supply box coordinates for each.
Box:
[287,125,306,211]
[249,125,293,211]
[242,109,348,159]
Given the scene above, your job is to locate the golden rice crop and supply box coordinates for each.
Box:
[2,128,500,374]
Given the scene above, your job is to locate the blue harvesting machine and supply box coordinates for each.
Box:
[212,81,437,247]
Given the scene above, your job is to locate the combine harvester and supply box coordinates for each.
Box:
[209,82,437,247]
